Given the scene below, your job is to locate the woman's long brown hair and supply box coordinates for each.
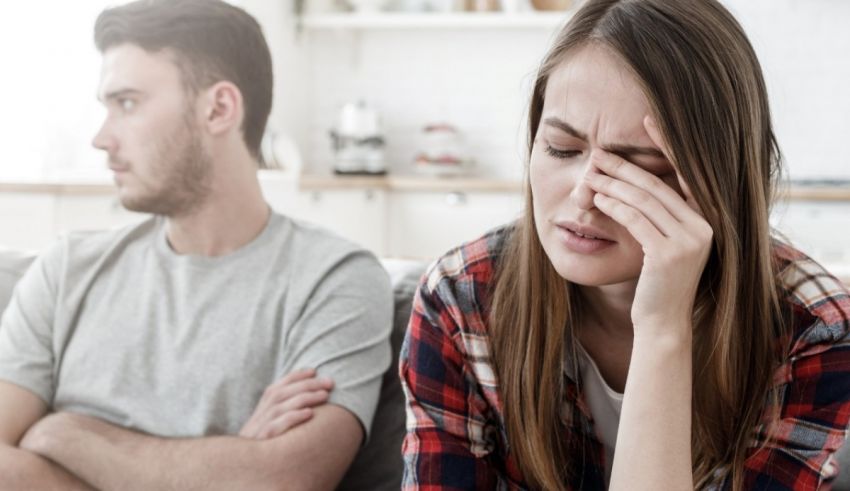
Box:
[489,0,788,489]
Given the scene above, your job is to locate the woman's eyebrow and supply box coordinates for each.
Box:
[543,116,666,160]
[544,117,587,140]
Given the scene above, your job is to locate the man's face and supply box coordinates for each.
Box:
[93,44,212,216]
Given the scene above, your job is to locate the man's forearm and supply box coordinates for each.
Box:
[23,408,361,491]
[24,415,278,491]
[0,444,94,491]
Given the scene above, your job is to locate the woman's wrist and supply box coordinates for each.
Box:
[632,318,693,352]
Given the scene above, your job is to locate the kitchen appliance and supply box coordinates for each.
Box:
[260,130,302,173]
[465,0,499,11]
[413,123,473,176]
[346,0,390,13]
[329,101,387,175]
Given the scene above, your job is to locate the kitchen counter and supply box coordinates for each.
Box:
[300,174,850,200]
[1,174,849,200]
[298,174,522,193]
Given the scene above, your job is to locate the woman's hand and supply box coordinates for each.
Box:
[584,116,713,337]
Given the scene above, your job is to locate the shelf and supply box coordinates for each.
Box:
[299,12,571,30]
[2,176,849,200]
[781,186,850,202]
[298,174,523,192]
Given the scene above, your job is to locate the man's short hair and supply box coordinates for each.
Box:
[94,0,273,159]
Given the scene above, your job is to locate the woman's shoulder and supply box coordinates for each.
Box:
[414,224,514,334]
[420,224,513,296]
[773,241,850,348]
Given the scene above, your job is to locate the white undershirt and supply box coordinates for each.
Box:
[577,343,624,486]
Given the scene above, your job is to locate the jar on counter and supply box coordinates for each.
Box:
[465,0,499,11]
[530,0,573,10]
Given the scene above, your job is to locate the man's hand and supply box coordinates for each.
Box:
[239,368,334,439]
[19,411,85,456]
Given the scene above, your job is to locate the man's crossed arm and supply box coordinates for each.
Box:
[0,369,359,491]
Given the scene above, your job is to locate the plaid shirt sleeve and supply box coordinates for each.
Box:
[716,257,850,490]
[399,276,502,490]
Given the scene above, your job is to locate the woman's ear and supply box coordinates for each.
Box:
[202,81,244,137]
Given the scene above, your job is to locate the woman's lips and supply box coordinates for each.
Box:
[555,224,616,254]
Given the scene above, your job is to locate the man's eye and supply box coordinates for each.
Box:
[119,99,136,112]
[545,146,581,159]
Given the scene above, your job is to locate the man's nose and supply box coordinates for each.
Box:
[571,151,603,211]
[91,121,116,153]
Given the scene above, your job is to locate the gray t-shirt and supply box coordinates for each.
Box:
[0,212,393,444]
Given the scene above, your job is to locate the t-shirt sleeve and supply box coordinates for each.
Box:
[714,308,850,490]
[281,250,393,440]
[0,243,63,405]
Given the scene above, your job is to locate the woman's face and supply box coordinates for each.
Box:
[530,44,682,287]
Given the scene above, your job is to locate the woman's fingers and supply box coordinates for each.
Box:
[592,193,666,251]
[585,172,680,238]
[590,150,702,226]
[643,116,703,216]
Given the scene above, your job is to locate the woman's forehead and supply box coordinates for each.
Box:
[542,45,651,142]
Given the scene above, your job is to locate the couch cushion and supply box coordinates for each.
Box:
[338,258,425,491]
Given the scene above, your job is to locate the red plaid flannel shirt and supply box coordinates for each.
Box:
[399,226,850,490]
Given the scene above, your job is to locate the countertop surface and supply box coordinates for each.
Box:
[2,173,849,200]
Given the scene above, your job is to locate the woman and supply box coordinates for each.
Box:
[399,0,850,489]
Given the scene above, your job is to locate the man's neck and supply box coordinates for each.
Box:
[165,161,271,257]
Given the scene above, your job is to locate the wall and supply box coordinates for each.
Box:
[244,0,850,181]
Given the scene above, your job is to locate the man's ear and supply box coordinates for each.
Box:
[201,81,243,137]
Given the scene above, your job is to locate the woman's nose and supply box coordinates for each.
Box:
[571,154,602,211]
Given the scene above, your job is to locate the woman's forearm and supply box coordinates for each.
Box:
[609,328,694,491]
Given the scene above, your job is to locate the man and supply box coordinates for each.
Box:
[0,0,395,489]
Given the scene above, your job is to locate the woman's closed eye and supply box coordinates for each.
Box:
[545,145,582,159]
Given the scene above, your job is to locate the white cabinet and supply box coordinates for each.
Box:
[292,188,388,255]
[388,190,523,259]
[54,194,147,236]
[263,177,523,259]
[0,192,56,252]
[0,180,521,260]
[262,176,388,256]
[0,191,147,252]
[772,200,850,266]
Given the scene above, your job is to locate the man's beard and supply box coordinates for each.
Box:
[119,115,213,217]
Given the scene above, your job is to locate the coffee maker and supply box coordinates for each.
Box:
[329,101,387,175]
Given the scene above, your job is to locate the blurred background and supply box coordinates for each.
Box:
[0,0,848,280]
